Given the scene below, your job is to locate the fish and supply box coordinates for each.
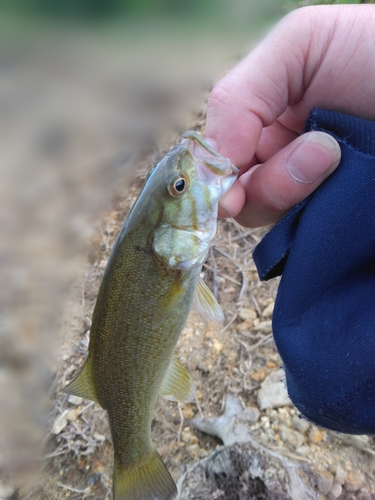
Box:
[63,131,238,500]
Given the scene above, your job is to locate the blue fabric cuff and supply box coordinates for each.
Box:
[253,108,375,434]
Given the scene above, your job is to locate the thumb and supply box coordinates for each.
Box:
[219,132,341,227]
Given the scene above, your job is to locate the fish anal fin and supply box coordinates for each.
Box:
[113,449,177,500]
[160,354,195,403]
[193,278,224,321]
[63,357,100,404]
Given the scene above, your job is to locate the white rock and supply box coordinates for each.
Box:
[292,415,310,434]
[261,302,274,318]
[238,308,257,322]
[93,432,106,442]
[295,445,310,456]
[52,410,69,434]
[68,395,83,405]
[0,481,14,498]
[315,470,334,495]
[329,483,343,500]
[240,406,260,424]
[257,370,292,410]
[67,409,79,422]
[253,321,272,334]
[334,467,346,485]
[335,433,369,448]
[279,426,305,448]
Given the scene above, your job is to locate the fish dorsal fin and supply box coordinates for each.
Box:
[160,353,195,403]
[113,448,177,500]
[193,278,224,321]
[63,356,100,405]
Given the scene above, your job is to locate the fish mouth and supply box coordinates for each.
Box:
[182,131,239,183]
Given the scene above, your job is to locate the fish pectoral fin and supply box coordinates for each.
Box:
[152,277,187,329]
[193,278,224,321]
[160,354,195,403]
[62,357,100,405]
[113,449,177,500]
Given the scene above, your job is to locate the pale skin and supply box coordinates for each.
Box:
[205,5,375,227]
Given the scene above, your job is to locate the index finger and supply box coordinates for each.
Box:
[204,7,328,167]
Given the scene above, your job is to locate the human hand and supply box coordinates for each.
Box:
[205,5,375,227]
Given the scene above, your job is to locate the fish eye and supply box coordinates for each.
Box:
[168,176,187,197]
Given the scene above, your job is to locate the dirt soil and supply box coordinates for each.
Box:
[39,115,375,500]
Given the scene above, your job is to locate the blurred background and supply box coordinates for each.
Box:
[0,0,368,496]
[0,0,282,492]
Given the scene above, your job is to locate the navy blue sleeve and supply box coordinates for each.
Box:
[253,108,375,434]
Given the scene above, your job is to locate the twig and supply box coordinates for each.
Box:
[43,445,68,459]
[195,393,204,419]
[251,294,262,317]
[214,248,248,301]
[204,263,241,286]
[220,311,238,333]
[58,483,89,494]
[177,403,184,444]
[78,401,95,416]
[236,333,273,353]
[209,246,218,299]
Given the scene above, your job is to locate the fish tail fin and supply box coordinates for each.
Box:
[113,449,177,500]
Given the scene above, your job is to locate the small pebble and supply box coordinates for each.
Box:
[336,433,369,448]
[329,483,343,500]
[295,445,310,456]
[260,416,270,430]
[292,415,310,434]
[279,426,305,449]
[315,470,334,495]
[68,395,83,405]
[67,409,79,422]
[187,444,199,459]
[251,367,267,382]
[182,428,193,443]
[262,302,274,318]
[308,427,325,443]
[236,320,252,332]
[266,361,277,369]
[212,340,224,353]
[345,470,365,491]
[240,406,260,424]
[181,405,194,420]
[335,467,346,485]
[253,321,272,334]
[93,432,106,442]
[238,308,257,321]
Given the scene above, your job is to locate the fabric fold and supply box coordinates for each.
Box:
[253,109,375,434]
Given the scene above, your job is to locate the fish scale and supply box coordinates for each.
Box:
[64,132,238,500]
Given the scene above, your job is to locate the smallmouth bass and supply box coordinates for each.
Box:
[64,132,238,500]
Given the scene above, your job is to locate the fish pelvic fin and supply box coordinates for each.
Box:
[193,278,224,321]
[160,353,195,403]
[113,449,177,500]
[62,356,100,405]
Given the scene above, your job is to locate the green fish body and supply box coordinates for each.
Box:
[64,132,238,500]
